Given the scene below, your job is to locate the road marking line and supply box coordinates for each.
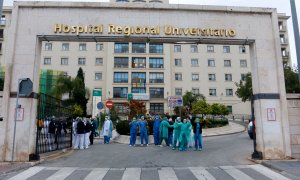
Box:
[84,168,109,180]
[189,167,216,180]
[158,167,178,180]
[220,166,254,180]
[8,166,45,180]
[122,168,141,180]
[45,167,77,180]
[249,164,290,180]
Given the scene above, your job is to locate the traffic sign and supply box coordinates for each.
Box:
[106,100,114,109]
[97,102,104,110]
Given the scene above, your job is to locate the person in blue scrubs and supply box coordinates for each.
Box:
[129,117,138,146]
[138,116,148,146]
[153,115,161,145]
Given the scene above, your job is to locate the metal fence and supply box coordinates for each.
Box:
[36,93,73,154]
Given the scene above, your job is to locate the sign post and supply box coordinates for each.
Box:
[92,89,102,117]
[106,100,114,109]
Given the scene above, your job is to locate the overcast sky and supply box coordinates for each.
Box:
[3,0,300,66]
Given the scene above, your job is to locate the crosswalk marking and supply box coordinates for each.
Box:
[6,164,291,180]
[45,167,77,180]
[84,168,109,180]
[158,167,178,180]
[122,168,141,180]
[189,167,216,180]
[8,166,45,180]
[250,164,290,180]
[220,166,254,180]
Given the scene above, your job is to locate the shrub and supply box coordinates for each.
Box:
[203,118,228,128]
[116,120,130,135]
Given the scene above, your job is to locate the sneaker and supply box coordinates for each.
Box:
[172,147,176,150]
[129,145,132,146]
[146,144,149,146]
[199,148,202,151]
[159,145,163,147]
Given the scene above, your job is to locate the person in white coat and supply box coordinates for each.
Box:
[102,116,113,144]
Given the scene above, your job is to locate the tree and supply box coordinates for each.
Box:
[192,100,211,117]
[50,74,73,100]
[235,73,253,102]
[284,65,300,93]
[72,68,89,116]
[219,104,229,116]
[210,103,221,118]
[183,91,206,114]
[124,100,147,119]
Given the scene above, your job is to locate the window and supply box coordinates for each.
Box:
[175,73,182,81]
[114,72,128,83]
[114,43,129,53]
[280,34,287,44]
[208,59,215,67]
[224,60,231,67]
[132,43,146,53]
[0,15,6,25]
[208,74,216,81]
[150,88,164,98]
[149,44,163,54]
[132,72,146,84]
[239,46,246,53]
[113,87,128,98]
[132,87,146,93]
[95,72,102,80]
[115,103,127,114]
[227,106,233,114]
[175,59,182,66]
[240,60,247,67]
[95,58,103,65]
[114,57,128,68]
[207,45,214,52]
[223,46,230,53]
[150,103,164,114]
[209,89,216,96]
[79,43,86,51]
[190,45,198,53]
[62,43,69,51]
[192,88,200,95]
[175,88,182,96]
[226,89,233,96]
[45,43,52,51]
[149,58,164,68]
[78,58,86,65]
[149,73,164,83]
[174,45,181,52]
[132,57,146,68]
[241,74,247,81]
[0,29,3,38]
[191,59,199,66]
[96,43,103,51]
[192,73,199,81]
[44,58,51,65]
[61,58,68,65]
[225,74,232,81]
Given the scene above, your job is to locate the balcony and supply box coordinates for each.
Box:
[280,38,288,45]
[279,25,286,32]
[282,51,289,59]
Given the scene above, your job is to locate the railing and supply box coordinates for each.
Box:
[36,93,73,154]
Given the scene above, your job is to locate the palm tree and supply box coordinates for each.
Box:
[183,91,205,114]
[51,74,73,100]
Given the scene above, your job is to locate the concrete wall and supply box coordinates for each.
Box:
[287,94,300,159]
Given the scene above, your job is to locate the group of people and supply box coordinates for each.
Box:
[72,117,96,150]
[129,115,204,151]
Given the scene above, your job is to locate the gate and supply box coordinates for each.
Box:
[36,93,73,154]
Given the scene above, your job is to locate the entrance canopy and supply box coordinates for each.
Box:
[1,1,290,161]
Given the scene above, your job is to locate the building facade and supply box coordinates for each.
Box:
[0,4,290,117]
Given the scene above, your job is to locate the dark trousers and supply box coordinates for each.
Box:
[89,132,94,145]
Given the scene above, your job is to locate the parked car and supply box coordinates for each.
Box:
[248,121,254,139]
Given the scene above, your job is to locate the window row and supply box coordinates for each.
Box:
[174,45,247,54]
[114,43,163,54]
[113,87,164,98]
[114,72,164,84]
[115,103,164,114]
[175,58,247,68]
[175,88,234,97]
[44,42,104,51]
[43,57,103,65]
[175,73,248,82]
[114,57,164,68]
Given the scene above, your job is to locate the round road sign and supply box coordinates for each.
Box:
[106,100,114,109]
[97,102,104,110]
